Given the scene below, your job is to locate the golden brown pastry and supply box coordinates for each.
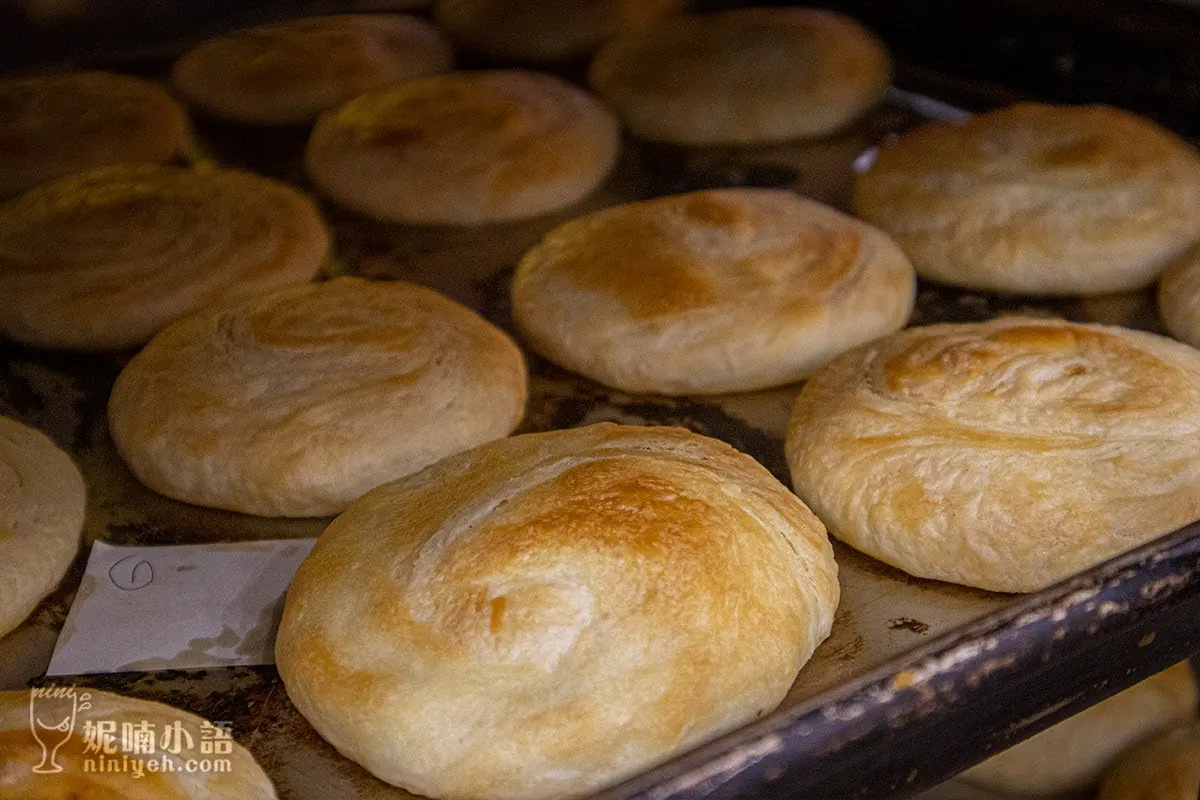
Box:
[786,316,1200,593]
[512,188,915,394]
[1100,721,1200,800]
[0,688,276,797]
[1159,244,1200,349]
[0,163,329,351]
[434,0,683,63]
[963,662,1198,795]
[0,417,85,640]
[855,103,1200,295]
[109,277,527,518]
[0,71,189,197]
[171,14,453,125]
[276,422,838,800]
[588,7,891,145]
[305,69,620,224]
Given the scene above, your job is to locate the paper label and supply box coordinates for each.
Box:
[47,539,316,676]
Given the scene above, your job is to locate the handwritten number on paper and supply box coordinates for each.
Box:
[108,556,154,591]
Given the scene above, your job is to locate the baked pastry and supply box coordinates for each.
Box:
[963,662,1198,795]
[108,277,527,517]
[1158,244,1200,349]
[786,316,1200,593]
[0,417,85,639]
[0,163,329,351]
[1100,721,1200,800]
[171,14,453,125]
[855,103,1200,295]
[276,422,838,800]
[434,0,683,64]
[588,8,891,145]
[0,71,189,197]
[512,188,915,394]
[0,688,276,797]
[305,69,620,225]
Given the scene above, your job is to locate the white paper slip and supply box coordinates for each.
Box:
[47,539,317,676]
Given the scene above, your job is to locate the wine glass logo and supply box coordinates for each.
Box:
[28,686,91,774]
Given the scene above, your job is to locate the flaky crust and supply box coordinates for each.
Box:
[786,316,1200,593]
[0,689,276,797]
[588,8,891,145]
[109,277,527,517]
[171,14,453,125]
[1099,721,1200,800]
[1159,244,1200,349]
[304,69,620,224]
[434,0,683,63]
[963,662,1198,795]
[513,188,915,394]
[276,423,838,800]
[0,71,189,197]
[855,103,1200,295]
[0,417,85,639]
[0,164,330,351]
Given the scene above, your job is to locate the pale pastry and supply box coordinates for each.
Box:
[786,316,1200,593]
[1158,244,1200,349]
[0,71,189,197]
[0,163,330,350]
[588,7,891,145]
[0,688,276,797]
[855,103,1200,295]
[108,277,527,518]
[0,417,85,639]
[1100,721,1200,800]
[963,662,1198,795]
[172,14,453,125]
[304,69,620,224]
[512,188,915,394]
[276,422,838,800]
[434,0,683,63]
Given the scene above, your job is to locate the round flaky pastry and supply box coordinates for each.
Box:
[786,316,1200,593]
[434,0,683,63]
[304,69,620,224]
[171,14,453,125]
[855,103,1200,295]
[0,688,276,798]
[0,71,189,198]
[0,417,85,639]
[276,423,838,800]
[1158,244,1200,349]
[0,164,330,351]
[963,662,1198,796]
[109,277,527,518]
[588,8,891,145]
[1100,721,1200,800]
[513,188,915,395]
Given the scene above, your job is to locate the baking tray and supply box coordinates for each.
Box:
[2,37,1200,800]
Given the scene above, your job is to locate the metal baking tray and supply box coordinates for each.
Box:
[2,26,1200,799]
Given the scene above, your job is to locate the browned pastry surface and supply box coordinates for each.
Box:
[172,14,453,125]
[305,69,620,224]
[589,8,891,144]
[0,163,330,350]
[787,316,1200,592]
[276,423,838,800]
[513,188,914,394]
[109,277,527,517]
[856,103,1200,295]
